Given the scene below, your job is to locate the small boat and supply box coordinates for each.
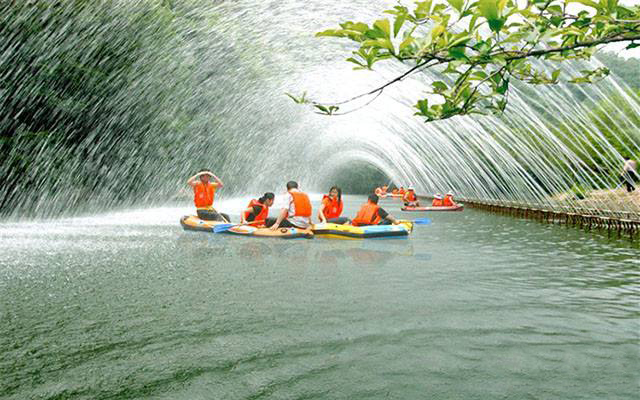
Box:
[180,216,314,239]
[401,204,464,212]
[312,221,414,239]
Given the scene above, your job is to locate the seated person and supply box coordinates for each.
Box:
[403,186,420,207]
[442,191,457,207]
[318,186,350,224]
[267,181,312,230]
[352,194,400,226]
[187,170,229,222]
[240,192,275,226]
[432,193,444,207]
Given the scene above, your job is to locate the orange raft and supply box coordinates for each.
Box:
[180,216,314,239]
[401,205,464,212]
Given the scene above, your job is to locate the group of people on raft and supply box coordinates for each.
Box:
[188,171,458,230]
[373,185,457,207]
[188,171,402,230]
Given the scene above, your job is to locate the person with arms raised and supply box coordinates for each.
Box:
[187,170,229,222]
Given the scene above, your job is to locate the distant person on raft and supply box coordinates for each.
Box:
[403,186,420,207]
[374,185,388,198]
[187,170,229,222]
[432,193,443,207]
[318,186,349,224]
[620,157,637,192]
[352,194,400,226]
[442,191,457,207]
[268,181,312,230]
[240,192,275,227]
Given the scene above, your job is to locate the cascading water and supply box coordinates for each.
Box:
[1,0,638,219]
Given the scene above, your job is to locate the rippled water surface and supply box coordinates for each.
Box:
[1,196,638,399]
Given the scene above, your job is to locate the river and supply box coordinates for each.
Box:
[1,195,638,399]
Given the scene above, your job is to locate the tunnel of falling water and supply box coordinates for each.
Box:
[0,0,638,219]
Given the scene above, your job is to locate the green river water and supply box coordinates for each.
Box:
[1,195,638,399]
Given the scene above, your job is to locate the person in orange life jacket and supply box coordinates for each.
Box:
[267,181,313,230]
[318,186,350,224]
[391,188,399,195]
[187,170,230,222]
[432,193,444,207]
[240,192,275,226]
[398,187,406,195]
[403,186,420,207]
[442,191,457,207]
[352,194,400,226]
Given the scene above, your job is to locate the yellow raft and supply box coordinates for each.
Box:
[180,216,314,239]
[312,221,414,239]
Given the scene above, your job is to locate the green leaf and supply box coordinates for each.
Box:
[448,46,467,60]
[399,36,414,51]
[478,0,506,32]
[393,14,406,37]
[432,81,448,92]
[431,24,445,39]
[374,19,391,38]
[446,0,464,12]
[551,69,561,82]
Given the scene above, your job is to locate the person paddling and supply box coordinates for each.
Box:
[403,186,420,207]
[318,186,349,224]
[268,181,312,230]
[352,194,400,226]
[187,170,229,222]
[240,192,275,227]
[442,191,457,207]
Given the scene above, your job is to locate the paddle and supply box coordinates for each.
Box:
[213,220,261,233]
[412,217,432,225]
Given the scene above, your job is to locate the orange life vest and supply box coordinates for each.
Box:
[432,198,443,207]
[404,191,417,202]
[399,189,405,195]
[244,199,269,223]
[352,202,381,226]
[321,195,343,219]
[193,182,216,209]
[291,191,312,217]
[443,195,454,206]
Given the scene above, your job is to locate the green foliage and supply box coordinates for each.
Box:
[293,0,640,122]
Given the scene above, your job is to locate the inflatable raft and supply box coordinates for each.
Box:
[401,204,464,212]
[312,221,414,239]
[180,216,314,239]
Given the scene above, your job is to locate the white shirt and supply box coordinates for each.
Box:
[623,159,637,173]
[275,190,311,228]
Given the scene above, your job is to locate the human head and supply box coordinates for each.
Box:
[446,191,453,196]
[259,192,275,207]
[200,172,210,183]
[329,186,342,202]
[286,181,299,191]
[408,186,415,191]
[368,194,379,204]
[435,193,442,199]
[382,185,388,190]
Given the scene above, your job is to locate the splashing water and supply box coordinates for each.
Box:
[1,0,638,219]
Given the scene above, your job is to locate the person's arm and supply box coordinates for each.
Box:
[317,201,327,223]
[208,172,224,188]
[379,208,399,224]
[240,206,252,224]
[270,208,288,230]
[187,171,206,187]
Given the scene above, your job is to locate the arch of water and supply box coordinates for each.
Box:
[1,0,638,218]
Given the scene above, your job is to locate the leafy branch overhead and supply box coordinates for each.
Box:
[289,0,640,121]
